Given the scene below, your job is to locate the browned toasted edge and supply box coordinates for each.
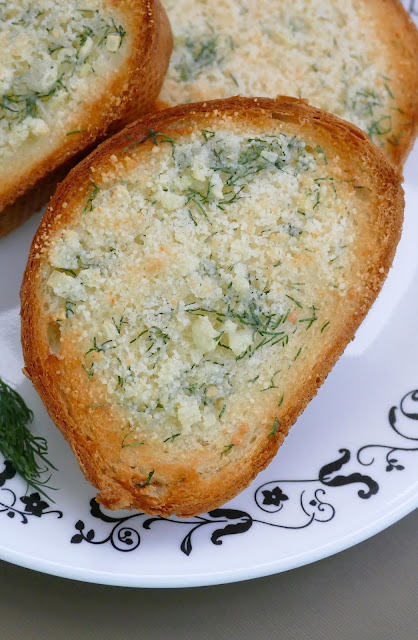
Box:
[0,0,173,235]
[20,97,405,517]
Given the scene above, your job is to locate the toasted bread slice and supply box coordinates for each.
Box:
[21,97,404,517]
[159,0,418,166]
[0,0,172,237]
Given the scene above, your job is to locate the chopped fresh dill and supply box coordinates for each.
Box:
[294,347,302,361]
[368,115,392,140]
[221,444,234,455]
[66,130,86,136]
[299,305,318,329]
[121,432,144,448]
[130,329,148,344]
[60,268,77,277]
[122,129,176,155]
[112,316,127,335]
[65,300,76,318]
[315,146,328,164]
[218,405,227,419]
[285,294,303,309]
[267,417,280,438]
[82,363,94,379]
[85,337,113,356]
[261,370,280,392]
[137,470,154,487]
[98,17,126,49]
[163,433,181,443]
[0,378,57,501]
[383,83,395,100]
[387,131,402,146]
[201,129,215,143]
[321,321,330,333]
[175,29,222,82]
[84,183,100,212]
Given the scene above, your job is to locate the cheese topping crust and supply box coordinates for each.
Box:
[44,126,359,450]
[160,0,403,154]
[0,1,127,159]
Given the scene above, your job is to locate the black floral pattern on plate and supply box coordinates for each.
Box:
[0,463,63,524]
[261,486,289,507]
[70,388,418,556]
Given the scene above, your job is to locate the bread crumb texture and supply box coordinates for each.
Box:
[43,124,361,456]
[160,0,416,158]
[0,1,127,161]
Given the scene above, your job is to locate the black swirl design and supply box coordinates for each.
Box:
[0,461,62,523]
[70,388,418,555]
[319,449,379,499]
[71,498,141,551]
[357,390,418,470]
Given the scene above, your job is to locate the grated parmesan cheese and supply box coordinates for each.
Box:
[45,126,358,449]
[160,0,402,152]
[0,1,127,163]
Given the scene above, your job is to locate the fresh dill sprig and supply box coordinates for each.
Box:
[0,378,57,501]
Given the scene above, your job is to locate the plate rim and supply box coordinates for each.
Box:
[0,491,416,588]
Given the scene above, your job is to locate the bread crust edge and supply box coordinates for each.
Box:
[21,97,404,517]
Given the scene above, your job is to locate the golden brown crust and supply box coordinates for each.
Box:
[0,0,172,235]
[21,97,404,517]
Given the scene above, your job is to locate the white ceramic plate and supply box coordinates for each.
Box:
[0,4,417,589]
